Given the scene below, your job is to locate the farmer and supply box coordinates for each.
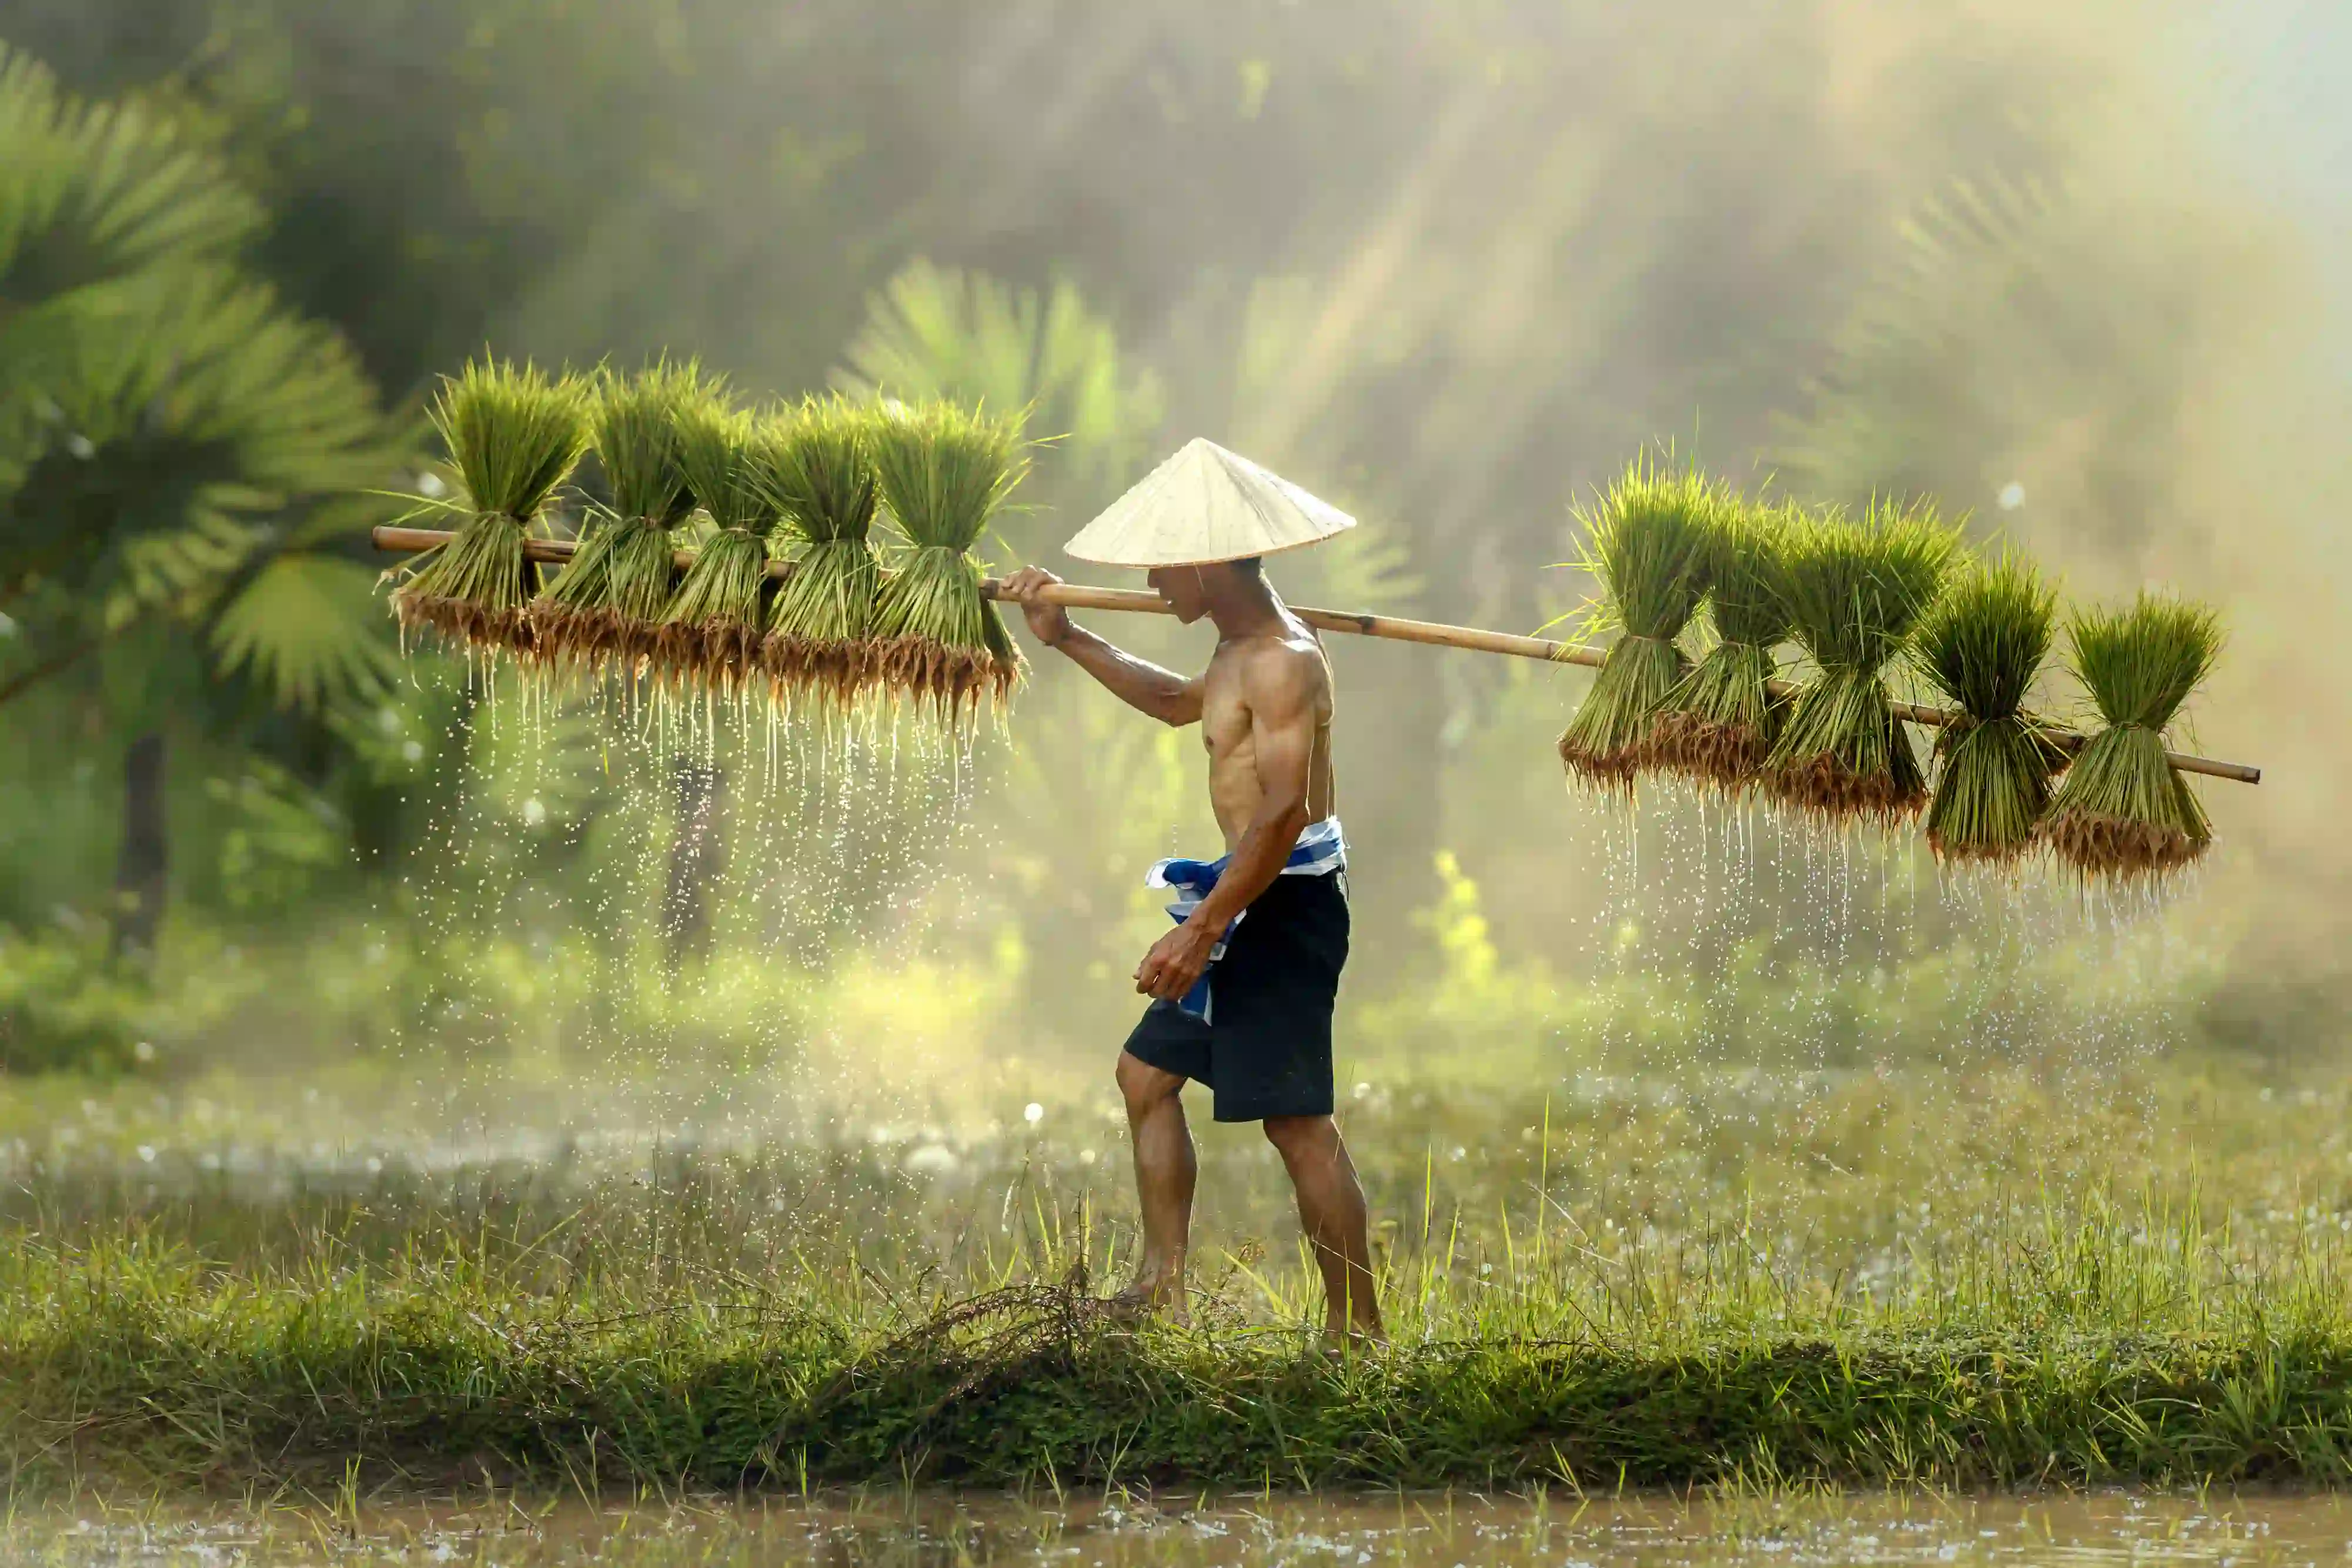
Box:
[1001,437,1381,1342]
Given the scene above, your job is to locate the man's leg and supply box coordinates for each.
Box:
[1262,1114,1382,1340]
[1115,1049,1195,1315]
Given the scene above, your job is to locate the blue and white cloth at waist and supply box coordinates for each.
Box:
[1144,817,1347,1023]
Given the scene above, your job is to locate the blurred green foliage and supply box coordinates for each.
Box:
[0,3,2338,1078]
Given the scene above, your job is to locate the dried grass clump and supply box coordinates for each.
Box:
[866,399,1028,725]
[654,400,782,692]
[1915,553,2064,866]
[1554,451,1723,792]
[1642,499,1795,794]
[760,394,884,710]
[2040,593,2221,880]
[389,358,591,656]
[529,360,712,676]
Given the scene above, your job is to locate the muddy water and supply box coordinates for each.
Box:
[17,1491,2352,1566]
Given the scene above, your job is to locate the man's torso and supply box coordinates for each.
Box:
[1200,617,1338,850]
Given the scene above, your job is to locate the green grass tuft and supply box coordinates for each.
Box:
[867,399,1028,723]
[762,395,886,706]
[867,397,1027,554]
[595,358,707,527]
[529,360,717,674]
[2041,592,2223,879]
[1915,552,2063,865]
[10,1202,2352,1495]
[430,357,594,524]
[656,402,783,688]
[1555,450,1724,791]
[1764,497,1960,825]
[389,357,592,656]
[1645,498,1796,792]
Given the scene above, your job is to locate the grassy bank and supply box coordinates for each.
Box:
[8,1215,2352,1493]
[7,1062,2352,1494]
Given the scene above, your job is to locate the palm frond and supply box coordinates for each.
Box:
[0,44,262,309]
[211,553,400,710]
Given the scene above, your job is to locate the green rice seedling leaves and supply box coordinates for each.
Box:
[1763,496,1960,826]
[530,359,714,676]
[656,398,783,690]
[867,397,1030,724]
[389,357,592,656]
[760,394,884,708]
[1914,552,2064,865]
[2041,592,2222,880]
[1554,450,1723,792]
[1644,498,1796,793]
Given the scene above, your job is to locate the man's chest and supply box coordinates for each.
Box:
[1199,666,1252,765]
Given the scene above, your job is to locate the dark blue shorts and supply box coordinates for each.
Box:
[1122,874,1349,1123]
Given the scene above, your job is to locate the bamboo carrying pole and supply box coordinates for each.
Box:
[372,525,2263,785]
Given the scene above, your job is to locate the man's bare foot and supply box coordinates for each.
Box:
[1322,1321,1387,1355]
[1105,1278,1188,1326]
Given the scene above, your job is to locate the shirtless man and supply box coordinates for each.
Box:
[1002,556,1382,1342]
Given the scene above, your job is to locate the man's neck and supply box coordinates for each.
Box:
[1204,572,1289,643]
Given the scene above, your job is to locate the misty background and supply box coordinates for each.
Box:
[2,0,2346,1096]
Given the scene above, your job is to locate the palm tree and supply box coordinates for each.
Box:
[0,43,407,958]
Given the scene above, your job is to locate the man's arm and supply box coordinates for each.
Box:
[1001,566,1203,727]
[1134,639,1322,1002]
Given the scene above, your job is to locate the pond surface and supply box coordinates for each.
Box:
[15,1490,2352,1566]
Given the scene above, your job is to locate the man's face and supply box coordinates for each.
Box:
[1147,565,1210,624]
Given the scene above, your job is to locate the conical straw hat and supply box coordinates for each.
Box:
[1063,437,1357,567]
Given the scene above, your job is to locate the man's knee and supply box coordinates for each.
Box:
[1116,1051,1184,1114]
[1262,1113,1337,1162]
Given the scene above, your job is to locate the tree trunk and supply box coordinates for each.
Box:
[111,730,168,961]
[661,754,724,973]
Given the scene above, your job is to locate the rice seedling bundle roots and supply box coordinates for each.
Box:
[761,395,886,708]
[655,401,782,691]
[389,359,591,657]
[2040,594,2221,880]
[1642,499,1795,794]
[529,361,713,674]
[1915,554,2063,865]
[1555,452,1720,791]
[1765,498,1959,826]
[867,399,1028,724]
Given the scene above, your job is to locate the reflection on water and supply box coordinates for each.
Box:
[16,1490,2351,1567]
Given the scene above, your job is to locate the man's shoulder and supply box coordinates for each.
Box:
[1225,627,1329,700]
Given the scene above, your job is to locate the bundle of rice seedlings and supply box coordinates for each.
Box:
[1763,496,1961,825]
[760,394,883,708]
[654,401,783,691]
[1641,497,1796,793]
[866,399,1028,723]
[1913,552,2066,865]
[1553,451,1722,791]
[389,358,592,656]
[528,360,713,674]
[2039,593,2221,880]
